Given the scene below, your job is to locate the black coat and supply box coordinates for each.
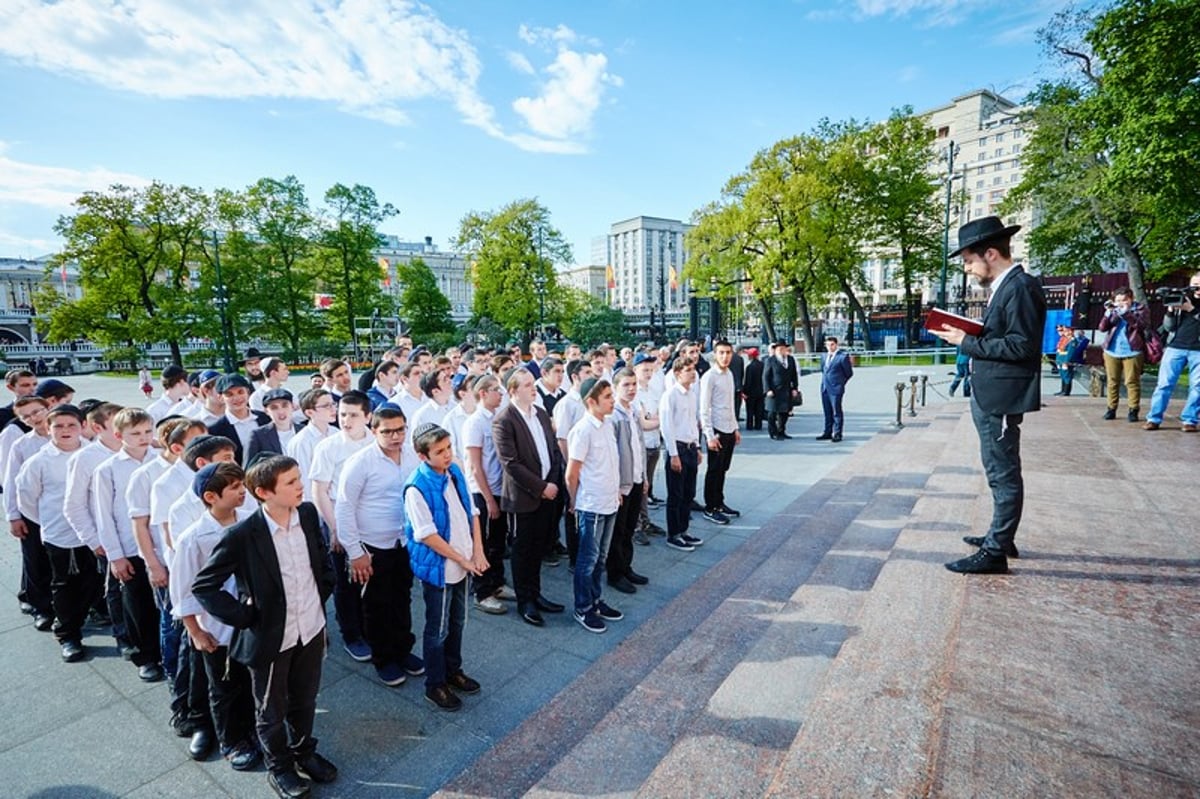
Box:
[246,423,304,466]
[763,355,799,413]
[193,502,334,669]
[959,265,1046,415]
[730,354,745,394]
[743,358,764,399]
[207,411,269,467]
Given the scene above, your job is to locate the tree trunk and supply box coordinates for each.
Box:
[796,289,815,352]
[169,339,183,366]
[836,275,872,348]
[757,294,777,344]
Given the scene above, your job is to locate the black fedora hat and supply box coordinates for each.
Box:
[242,347,265,364]
[949,216,1021,258]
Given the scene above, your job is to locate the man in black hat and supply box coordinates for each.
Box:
[762,340,799,440]
[930,216,1046,575]
[241,348,266,387]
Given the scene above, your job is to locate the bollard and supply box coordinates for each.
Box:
[908,375,919,417]
[920,374,928,407]
[894,382,906,428]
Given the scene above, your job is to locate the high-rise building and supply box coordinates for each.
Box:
[606,216,692,318]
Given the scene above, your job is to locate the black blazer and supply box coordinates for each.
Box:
[960,264,1047,416]
[492,403,565,515]
[743,358,764,399]
[763,355,799,412]
[207,411,269,467]
[729,354,744,393]
[193,502,334,669]
[245,423,304,466]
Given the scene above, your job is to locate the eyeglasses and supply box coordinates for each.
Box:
[314,402,336,410]
[377,427,407,437]
[17,408,48,423]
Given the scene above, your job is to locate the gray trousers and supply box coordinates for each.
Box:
[971,398,1024,553]
[638,446,661,530]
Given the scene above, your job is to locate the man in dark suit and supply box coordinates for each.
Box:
[730,345,745,423]
[206,375,269,467]
[742,348,765,430]
[762,340,800,440]
[816,336,854,442]
[931,216,1046,575]
[491,368,567,627]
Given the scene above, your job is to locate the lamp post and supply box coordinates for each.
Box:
[210,230,236,373]
[660,237,672,343]
[937,141,962,365]
[533,272,547,338]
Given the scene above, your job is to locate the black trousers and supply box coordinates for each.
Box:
[94,555,127,643]
[249,630,325,775]
[971,399,1025,553]
[608,483,643,581]
[361,543,415,669]
[119,556,161,667]
[511,498,557,609]
[703,431,737,511]
[184,636,213,732]
[556,491,578,566]
[45,542,99,644]
[767,409,791,438]
[19,517,53,616]
[473,492,509,601]
[665,443,699,537]
[745,395,765,430]
[202,646,255,752]
[330,547,365,645]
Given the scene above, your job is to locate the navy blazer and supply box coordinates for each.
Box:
[820,350,854,394]
[960,264,1047,416]
[193,502,334,669]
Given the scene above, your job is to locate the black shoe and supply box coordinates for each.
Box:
[226,740,261,771]
[719,506,740,518]
[33,613,54,632]
[779,432,793,440]
[534,595,565,613]
[634,529,651,545]
[138,663,165,682]
[666,536,695,552]
[642,522,667,536]
[702,509,730,525]
[425,684,463,711]
[815,433,833,440]
[608,576,637,594]
[962,536,1020,559]
[61,640,86,662]
[520,607,545,627]
[690,500,705,512]
[1052,391,1065,396]
[552,541,569,556]
[189,728,215,761]
[596,601,624,621]
[625,569,649,585]
[541,552,561,567]
[447,671,481,694]
[268,769,311,799]
[1103,408,1117,420]
[296,751,338,783]
[945,549,1009,575]
[681,534,704,547]
[19,600,35,615]
[831,434,843,442]
[1127,410,1139,423]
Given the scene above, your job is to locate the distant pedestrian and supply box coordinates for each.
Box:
[139,366,153,399]
[763,340,799,440]
[742,348,764,430]
[1099,287,1150,423]
[816,336,854,442]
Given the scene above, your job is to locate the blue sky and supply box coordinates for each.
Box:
[0,0,1068,263]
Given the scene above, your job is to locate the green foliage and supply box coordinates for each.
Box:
[396,258,454,341]
[454,199,572,339]
[319,183,399,344]
[556,288,631,347]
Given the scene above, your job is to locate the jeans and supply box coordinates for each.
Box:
[1147,347,1200,424]
[573,510,616,615]
[971,397,1024,553]
[154,585,183,690]
[422,579,468,688]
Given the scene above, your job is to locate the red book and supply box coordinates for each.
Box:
[925,308,984,337]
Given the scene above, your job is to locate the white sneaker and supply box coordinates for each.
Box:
[493,585,517,601]
[474,596,507,615]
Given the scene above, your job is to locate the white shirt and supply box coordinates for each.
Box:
[145,394,176,424]
[266,508,326,651]
[408,399,453,463]
[699,366,737,439]
[4,429,50,521]
[462,406,503,495]
[553,390,584,440]
[62,440,120,551]
[309,430,375,503]
[286,422,333,503]
[659,382,700,457]
[395,391,426,422]
[150,459,195,550]
[405,479,476,585]
[170,508,252,646]
[514,402,551,480]
[567,413,620,515]
[445,405,471,463]
[222,410,261,459]
[188,404,223,427]
[533,379,565,411]
[169,485,257,545]
[16,441,82,549]
[125,454,173,565]
[335,443,408,560]
[636,380,663,449]
[93,448,155,560]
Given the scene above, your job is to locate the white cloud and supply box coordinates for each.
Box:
[506,51,536,75]
[0,228,54,255]
[0,142,149,209]
[0,0,609,153]
[897,65,921,82]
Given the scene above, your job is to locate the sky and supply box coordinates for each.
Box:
[0,0,1070,265]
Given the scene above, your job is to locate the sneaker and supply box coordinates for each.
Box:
[574,609,607,634]
[643,522,667,537]
[403,653,425,676]
[342,639,372,662]
[493,585,517,601]
[1103,408,1117,420]
[702,510,730,525]
[376,663,406,687]
[682,534,704,547]
[719,505,741,518]
[447,671,481,694]
[690,500,705,512]
[646,496,664,507]
[425,684,463,711]
[138,663,165,682]
[633,530,651,546]
[596,601,624,621]
[61,640,86,663]
[542,552,561,567]
[226,740,262,772]
[1182,423,1198,433]
[666,536,695,552]
[474,595,507,615]
[33,613,54,632]
[1127,409,1139,423]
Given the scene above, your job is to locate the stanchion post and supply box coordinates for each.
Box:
[894,382,906,428]
[920,374,928,407]
[908,375,919,417]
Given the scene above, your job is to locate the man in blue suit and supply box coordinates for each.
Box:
[816,337,853,442]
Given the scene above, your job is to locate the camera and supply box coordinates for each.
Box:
[1152,286,1198,306]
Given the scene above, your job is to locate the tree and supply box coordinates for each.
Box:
[1002,0,1200,301]
[559,290,631,347]
[319,183,399,351]
[454,199,572,340]
[396,258,454,341]
[46,181,209,364]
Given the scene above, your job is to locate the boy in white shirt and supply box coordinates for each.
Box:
[286,388,336,503]
[461,375,510,614]
[5,396,54,630]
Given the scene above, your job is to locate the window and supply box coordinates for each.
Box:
[937,126,950,138]
[1014,129,1023,138]
[976,180,984,188]
[978,136,988,147]
[994,148,1004,158]
[995,133,1005,142]
[993,177,1002,185]
[994,164,1003,172]
[1012,144,1022,155]
[975,194,984,203]
[977,151,986,161]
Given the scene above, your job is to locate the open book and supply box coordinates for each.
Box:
[924,308,984,337]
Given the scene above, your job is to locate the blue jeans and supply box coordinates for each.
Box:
[1147,347,1200,425]
[422,579,467,688]
[573,510,616,615]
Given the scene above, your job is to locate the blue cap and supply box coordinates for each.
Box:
[632,352,654,366]
[215,374,253,394]
[198,369,221,384]
[192,463,220,498]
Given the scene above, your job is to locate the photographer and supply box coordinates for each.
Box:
[1098,287,1150,422]
[1143,272,1200,433]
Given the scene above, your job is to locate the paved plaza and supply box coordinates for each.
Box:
[2,364,1196,797]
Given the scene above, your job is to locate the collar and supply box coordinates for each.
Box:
[585,412,605,429]
[46,441,79,458]
[264,508,301,536]
[225,410,254,425]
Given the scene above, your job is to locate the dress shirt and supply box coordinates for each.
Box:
[445,405,471,462]
[462,406,503,495]
[188,405,223,427]
[567,413,620,515]
[62,440,119,551]
[169,485,257,546]
[93,448,155,560]
[553,390,584,440]
[145,394,175,423]
[223,410,261,457]
[986,263,1017,306]
[533,380,565,412]
[125,454,173,564]
[659,382,700,457]
[636,381,663,449]
[514,402,551,479]
[4,430,49,521]
[265,508,326,651]
[408,399,453,463]
[150,459,195,537]
[334,443,408,560]
[0,422,27,484]
[170,509,251,646]
[699,365,737,439]
[309,430,375,503]
[286,422,333,502]
[405,479,476,585]
[16,442,82,548]
[395,391,426,422]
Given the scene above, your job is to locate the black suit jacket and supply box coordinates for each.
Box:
[763,355,799,412]
[960,264,1046,415]
[743,359,764,399]
[246,423,304,466]
[730,354,745,394]
[207,411,269,467]
[193,502,334,669]
[492,403,565,515]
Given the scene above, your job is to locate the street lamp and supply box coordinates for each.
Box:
[532,272,547,337]
[210,230,236,373]
[937,141,963,365]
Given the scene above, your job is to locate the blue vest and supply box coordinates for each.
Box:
[404,462,473,588]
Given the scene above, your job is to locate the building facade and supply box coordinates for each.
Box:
[0,256,82,344]
[374,235,474,322]
[557,263,608,303]
[605,216,692,319]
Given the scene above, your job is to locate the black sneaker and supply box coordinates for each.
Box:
[719,505,741,518]
[61,640,86,663]
[665,536,695,552]
[1127,409,1139,423]
[1103,408,1117,420]
[574,609,607,633]
[403,653,425,676]
[681,534,704,547]
[642,522,667,536]
[596,601,624,621]
[425,684,463,711]
[702,509,730,525]
[268,769,311,799]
